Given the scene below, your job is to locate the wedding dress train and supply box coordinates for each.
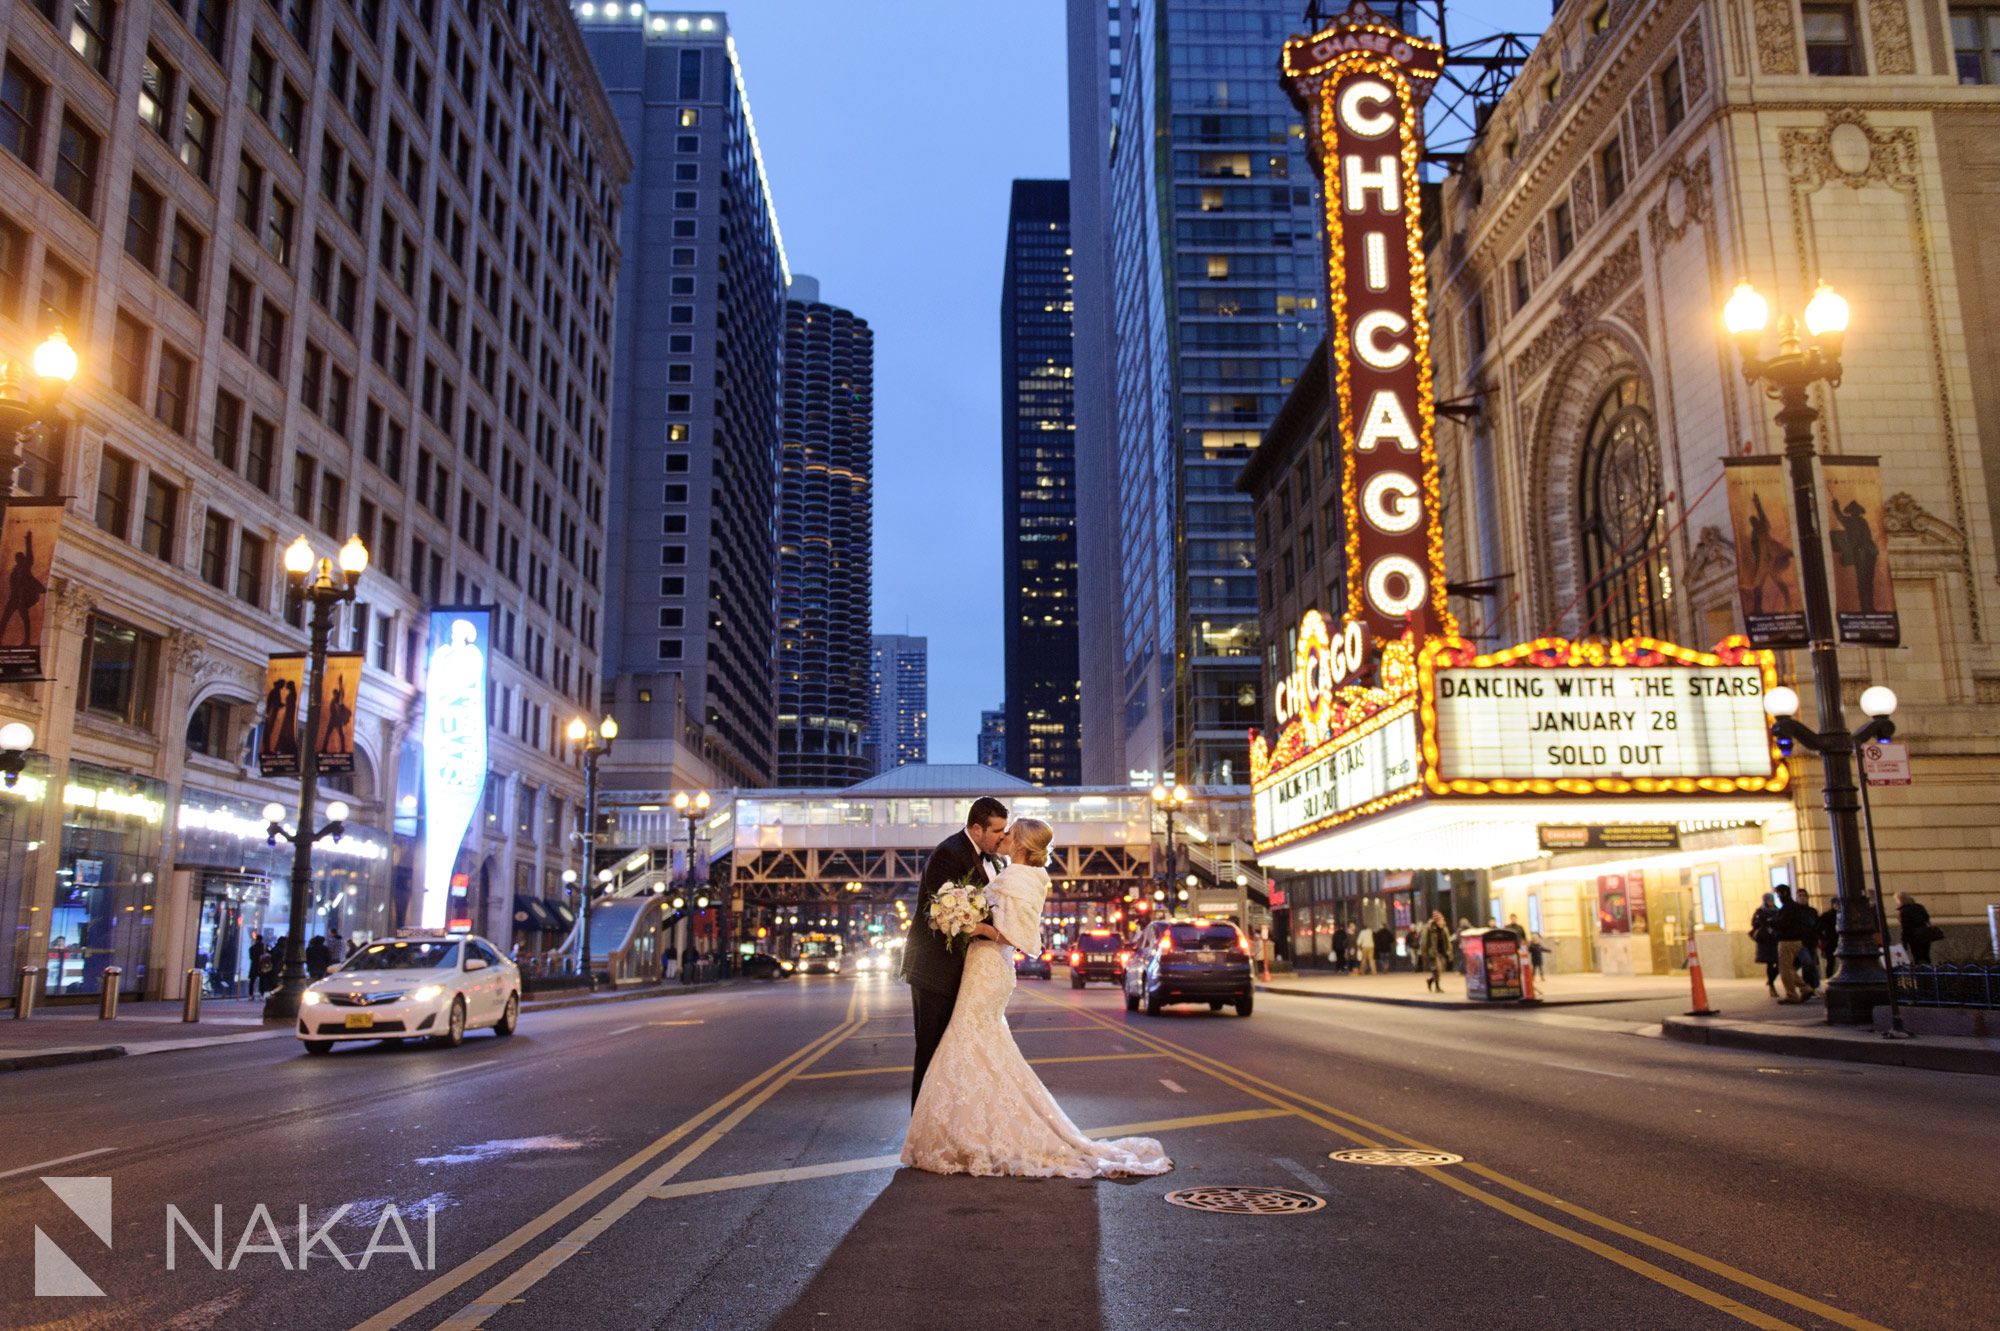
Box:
[901,864,1173,1179]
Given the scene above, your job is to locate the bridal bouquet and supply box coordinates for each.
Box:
[929,875,991,953]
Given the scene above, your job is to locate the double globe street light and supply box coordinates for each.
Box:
[1723,279,1888,1024]
[263,534,369,1020]
[566,715,618,989]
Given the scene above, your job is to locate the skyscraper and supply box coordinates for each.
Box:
[1000,180,1082,787]
[776,275,874,787]
[865,635,928,773]
[578,8,787,791]
[977,710,1007,770]
[0,0,628,997]
[1068,0,1326,787]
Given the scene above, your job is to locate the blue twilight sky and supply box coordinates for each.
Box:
[715,0,1545,763]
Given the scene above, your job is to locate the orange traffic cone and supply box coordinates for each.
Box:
[1685,944,1720,1016]
[1519,957,1540,1004]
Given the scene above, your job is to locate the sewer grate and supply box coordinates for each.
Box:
[1328,1148,1463,1167]
[1164,1185,1326,1215]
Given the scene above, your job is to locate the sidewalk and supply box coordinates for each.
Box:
[1662,999,2000,1076]
[0,980,732,1073]
[1256,967,1694,1009]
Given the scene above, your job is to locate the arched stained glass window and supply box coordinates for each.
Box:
[1576,376,1670,639]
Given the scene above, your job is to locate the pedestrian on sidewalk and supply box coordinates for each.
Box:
[1419,911,1451,992]
[1750,892,1780,995]
[1792,888,1822,997]
[1505,914,1529,953]
[1330,921,1350,974]
[1453,918,1473,973]
[1373,924,1395,972]
[1356,922,1378,975]
[1772,885,1812,1002]
[1815,901,1839,979]
[248,936,268,999]
[306,935,331,980]
[1897,892,1938,964]
[1528,933,1549,977]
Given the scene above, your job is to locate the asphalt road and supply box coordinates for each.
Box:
[2,972,1993,1331]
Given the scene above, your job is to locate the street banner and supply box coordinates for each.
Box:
[316,652,363,775]
[422,608,490,930]
[1821,456,1900,646]
[1723,457,1808,647]
[259,654,306,777]
[0,498,62,681]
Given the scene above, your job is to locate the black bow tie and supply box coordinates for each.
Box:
[982,853,1002,869]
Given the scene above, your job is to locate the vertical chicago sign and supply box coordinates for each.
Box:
[1282,4,1450,649]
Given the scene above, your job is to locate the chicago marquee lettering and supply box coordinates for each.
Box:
[1283,7,1450,647]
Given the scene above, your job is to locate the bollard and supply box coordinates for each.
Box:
[98,967,122,1020]
[14,966,37,1019]
[183,970,203,1023]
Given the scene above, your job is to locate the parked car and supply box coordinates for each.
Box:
[1068,930,1128,989]
[1014,947,1053,981]
[739,952,795,980]
[1123,919,1253,1017]
[297,933,519,1054]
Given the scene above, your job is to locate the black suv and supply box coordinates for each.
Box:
[1067,930,1127,988]
[1124,919,1253,1017]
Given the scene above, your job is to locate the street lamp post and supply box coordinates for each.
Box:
[673,789,711,967]
[263,534,368,1021]
[566,715,618,988]
[0,331,81,513]
[1151,784,1190,913]
[1725,280,1884,1024]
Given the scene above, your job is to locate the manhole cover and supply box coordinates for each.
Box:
[1329,1148,1463,1167]
[1164,1186,1326,1215]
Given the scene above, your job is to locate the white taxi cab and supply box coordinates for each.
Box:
[298,933,520,1055]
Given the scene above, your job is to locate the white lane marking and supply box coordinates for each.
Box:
[1271,1157,1329,1195]
[606,1024,645,1037]
[1159,1078,1187,1094]
[0,1147,116,1181]
[1542,1061,1634,1079]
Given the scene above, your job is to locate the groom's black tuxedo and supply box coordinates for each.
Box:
[904,828,990,1107]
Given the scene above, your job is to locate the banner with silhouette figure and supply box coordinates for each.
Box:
[1821,457,1900,647]
[259,654,306,777]
[316,652,362,775]
[0,499,62,681]
[1723,457,1808,648]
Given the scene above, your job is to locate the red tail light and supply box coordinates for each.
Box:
[1069,951,1082,967]
[1041,951,1053,962]
[1158,931,1174,954]
[1234,930,1251,955]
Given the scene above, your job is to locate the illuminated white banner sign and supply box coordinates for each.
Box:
[1431,664,1773,786]
[1255,706,1419,849]
[421,608,490,929]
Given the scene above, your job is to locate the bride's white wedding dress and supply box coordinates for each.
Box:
[901,863,1173,1179]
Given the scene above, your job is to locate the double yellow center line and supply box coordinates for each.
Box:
[1026,990,1892,1331]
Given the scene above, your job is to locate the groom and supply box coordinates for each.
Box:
[903,796,1010,1107]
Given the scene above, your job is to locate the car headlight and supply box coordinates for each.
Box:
[411,983,445,1003]
[780,962,793,972]
[302,990,323,1006]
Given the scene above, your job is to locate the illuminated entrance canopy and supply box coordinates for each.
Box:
[1250,617,1791,865]
[1282,4,1450,646]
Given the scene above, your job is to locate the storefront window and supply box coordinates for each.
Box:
[50,762,167,995]
[0,759,52,999]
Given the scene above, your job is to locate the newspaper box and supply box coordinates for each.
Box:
[1461,929,1524,1002]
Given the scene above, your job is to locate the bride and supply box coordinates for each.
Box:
[901,817,1173,1179]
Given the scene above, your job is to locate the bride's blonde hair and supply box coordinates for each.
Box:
[1008,818,1054,867]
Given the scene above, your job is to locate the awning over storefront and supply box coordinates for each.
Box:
[512,894,562,933]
